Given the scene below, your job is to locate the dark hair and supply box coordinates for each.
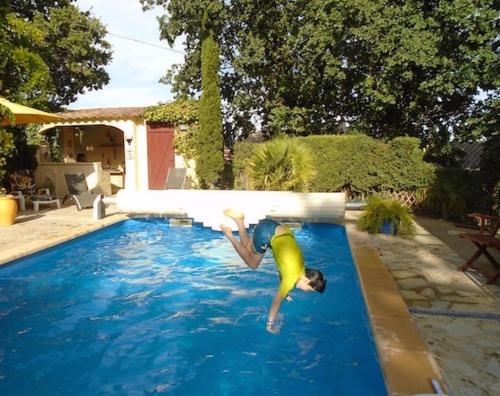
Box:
[305,268,326,293]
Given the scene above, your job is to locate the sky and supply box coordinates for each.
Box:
[69,0,185,110]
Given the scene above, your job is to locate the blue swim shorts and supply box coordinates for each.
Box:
[252,219,279,254]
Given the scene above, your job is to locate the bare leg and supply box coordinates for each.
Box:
[223,209,252,249]
[220,223,263,269]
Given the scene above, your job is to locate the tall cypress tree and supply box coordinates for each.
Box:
[196,10,224,188]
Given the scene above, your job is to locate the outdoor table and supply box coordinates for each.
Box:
[33,198,61,212]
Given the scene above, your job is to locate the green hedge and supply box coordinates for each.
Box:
[233,134,435,193]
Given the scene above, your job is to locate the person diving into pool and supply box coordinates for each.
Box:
[220,209,326,334]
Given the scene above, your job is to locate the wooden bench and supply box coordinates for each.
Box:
[459,213,500,284]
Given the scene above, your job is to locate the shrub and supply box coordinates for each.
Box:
[298,135,435,194]
[416,167,482,220]
[232,141,257,189]
[0,105,15,180]
[143,99,199,124]
[234,134,435,194]
[247,139,315,191]
[386,137,437,191]
[0,128,14,181]
[174,124,197,162]
[357,195,416,235]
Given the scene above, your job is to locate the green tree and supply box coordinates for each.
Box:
[142,0,498,153]
[197,10,224,187]
[0,0,111,179]
[35,5,112,109]
[1,1,112,109]
[5,0,73,19]
[0,105,15,180]
[465,94,500,213]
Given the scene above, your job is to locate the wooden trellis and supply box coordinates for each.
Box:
[346,190,419,208]
[386,191,419,207]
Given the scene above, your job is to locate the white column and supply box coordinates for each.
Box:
[136,122,149,190]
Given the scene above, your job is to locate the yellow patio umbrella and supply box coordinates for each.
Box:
[0,97,62,126]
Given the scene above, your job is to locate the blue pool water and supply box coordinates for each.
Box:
[0,219,387,396]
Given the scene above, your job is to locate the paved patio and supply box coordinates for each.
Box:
[345,212,500,396]
[0,205,126,265]
[1,206,499,395]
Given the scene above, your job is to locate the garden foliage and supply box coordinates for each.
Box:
[416,168,484,220]
[357,195,416,235]
[246,139,315,192]
[0,1,111,180]
[143,100,199,125]
[142,0,498,161]
[196,19,224,188]
[144,100,199,163]
[0,1,111,110]
[234,135,435,194]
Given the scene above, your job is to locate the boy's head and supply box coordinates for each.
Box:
[297,268,326,293]
[305,268,327,293]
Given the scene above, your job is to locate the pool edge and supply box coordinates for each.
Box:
[345,222,448,396]
[1,212,448,395]
[0,214,128,267]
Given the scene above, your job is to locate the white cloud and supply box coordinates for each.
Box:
[69,0,185,109]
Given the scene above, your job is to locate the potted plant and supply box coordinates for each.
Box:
[0,187,18,225]
[357,195,415,235]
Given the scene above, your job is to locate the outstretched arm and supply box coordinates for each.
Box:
[266,290,285,334]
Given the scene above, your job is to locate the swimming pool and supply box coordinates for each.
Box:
[0,219,387,395]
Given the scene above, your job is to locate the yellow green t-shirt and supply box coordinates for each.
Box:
[270,229,305,298]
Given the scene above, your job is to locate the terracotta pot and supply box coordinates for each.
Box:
[0,195,18,226]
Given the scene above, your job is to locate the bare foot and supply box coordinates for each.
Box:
[219,224,233,237]
[223,208,244,220]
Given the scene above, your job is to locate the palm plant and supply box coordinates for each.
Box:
[247,139,315,191]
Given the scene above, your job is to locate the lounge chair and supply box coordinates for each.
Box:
[459,213,500,284]
[64,172,101,211]
[165,168,189,189]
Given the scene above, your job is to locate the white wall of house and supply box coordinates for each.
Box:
[134,121,149,191]
[38,118,144,193]
[37,116,191,195]
[35,162,109,198]
[102,119,140,191]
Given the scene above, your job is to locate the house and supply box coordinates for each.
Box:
[36,107,192,198]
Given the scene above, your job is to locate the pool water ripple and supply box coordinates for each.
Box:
[0,219,386,396]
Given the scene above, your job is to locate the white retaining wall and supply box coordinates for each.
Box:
[115,189,346,230]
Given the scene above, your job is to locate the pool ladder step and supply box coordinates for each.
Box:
[169,218,193,227]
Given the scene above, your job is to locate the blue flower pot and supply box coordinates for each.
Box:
[380,220,395,235]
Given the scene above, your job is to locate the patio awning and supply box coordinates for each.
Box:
[0,97,62,125]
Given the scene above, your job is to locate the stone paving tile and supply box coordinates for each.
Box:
[345,211,500,396]
[413,316,500,396]
[0,205,126,265]
[364,220,499,312]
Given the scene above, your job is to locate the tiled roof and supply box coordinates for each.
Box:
[56,107,146,121]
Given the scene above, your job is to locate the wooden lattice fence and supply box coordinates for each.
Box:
[346,190,420,208]
[384,191,419,207]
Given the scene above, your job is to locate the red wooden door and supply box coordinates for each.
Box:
[147,122,175,189]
